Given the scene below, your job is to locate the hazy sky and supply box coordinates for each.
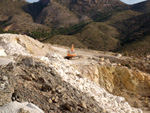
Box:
[26,0,147,4]
[121,0,146,4]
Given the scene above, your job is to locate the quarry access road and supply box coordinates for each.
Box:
[50,45,128,65]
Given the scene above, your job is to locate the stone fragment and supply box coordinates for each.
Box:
[79,101,87,108]
[18,108,30,113]
[53,96,59,103]
[102,109,106,113]
[2,76,8,81]
[0,83,6,90]
[146,55,150,59]
[41,84,52,92]
[148,102,150,107]
[93,108,97,112]
[51,88,56,93]
[91,96,95,101]
[48,99,52,104]
[115,97,125,103]
[12,97,16,101]
[111,63,117,66]
[22,58,35,66]
[116,54,122,59]
[21,75,32,81]
[62,103,73,111]
[100,58,104,61]
[51,69,57,76]
[103,92,107,97]
[0,101,44,113]
[99,62,105,65]
[47,69,51,73]
[105,59,110,63]
[0,47,7,56]
[118,63,121,66]
[29,74,36,80]
[77,73,84,78]
[37,77,47,83]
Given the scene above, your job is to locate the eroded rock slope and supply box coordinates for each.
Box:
[0,33,149,113]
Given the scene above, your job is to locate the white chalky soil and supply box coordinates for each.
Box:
[39,54,143,113]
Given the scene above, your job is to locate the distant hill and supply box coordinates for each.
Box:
[35,0,81,28]
[118,36,150,56]
[0,0,128,31]
[104,10,142,25]
[26,0,128,28]
[0,0,49,33]
[131,1,150,13]
[0,0,150,56]
[114,12,150,43]
[114,12,150,55]
[44,22,120,51]
[43,10,143,51]
[43,35,85,48]
[56,0,128,18]
[75,22,119,51]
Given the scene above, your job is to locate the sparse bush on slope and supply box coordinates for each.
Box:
[43,35,85,48]
[104,10,142,24]
[43,22,120,51]
[76,22,120,51]
[118,36,150,56]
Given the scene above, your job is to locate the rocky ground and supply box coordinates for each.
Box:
[51,45,150,113]
[0,34,150,113]
[0,56,106,113]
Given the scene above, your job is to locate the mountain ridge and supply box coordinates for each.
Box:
[0,0,150,56]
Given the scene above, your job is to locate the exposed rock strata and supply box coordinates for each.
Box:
[0,34,149,112]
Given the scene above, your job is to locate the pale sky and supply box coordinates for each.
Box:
[26,0,147,5]
[121,0,146,4]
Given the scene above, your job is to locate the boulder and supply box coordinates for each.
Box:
[0,47,7,56]
[0,75,14,106]
[22,58,35,66]
[0,101,44,113]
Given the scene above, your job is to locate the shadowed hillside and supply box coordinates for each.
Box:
[0,0,50,32]
[75,22,119,51]
[104,10,142,25]
[25,0,129,28]
[43,35,85,48]
[113,12,150,55]
[131,1,150,13]
[118,36,150,56]
[44,22,120,51]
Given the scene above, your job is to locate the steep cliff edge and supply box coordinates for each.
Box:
[79,65,150,96]
[74,62,150,112]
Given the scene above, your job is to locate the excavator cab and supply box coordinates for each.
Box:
[65,44,77,59]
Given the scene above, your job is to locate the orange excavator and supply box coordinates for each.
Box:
[65,44,77,59]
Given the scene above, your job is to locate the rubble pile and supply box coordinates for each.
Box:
[38,53,142,113]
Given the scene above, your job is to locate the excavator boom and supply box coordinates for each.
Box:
[71,44,74,52]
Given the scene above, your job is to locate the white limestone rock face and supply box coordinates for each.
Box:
[0,47,7,56]
[38,53,143,113]
[0,101,44,113]
[0,33,51,56]
[0,34,30,56]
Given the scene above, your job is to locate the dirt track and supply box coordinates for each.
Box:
[51,45,124,65]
